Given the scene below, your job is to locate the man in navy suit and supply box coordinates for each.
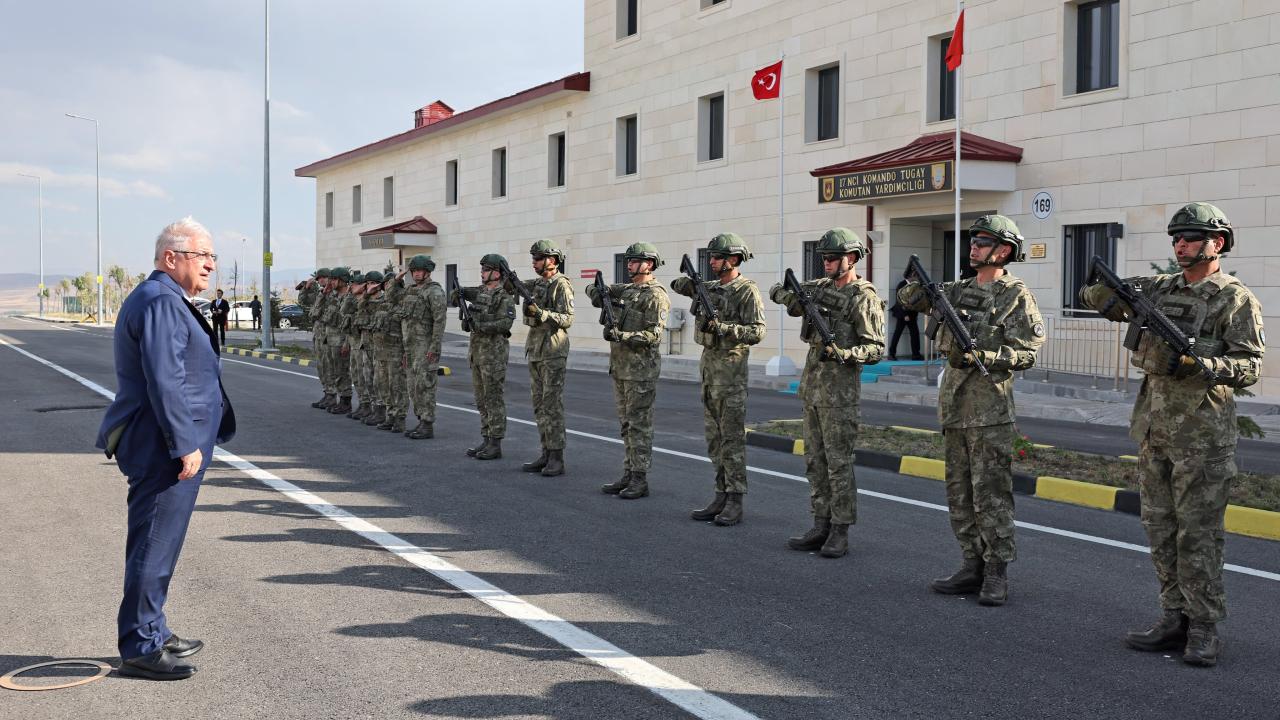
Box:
[96,217,236,681]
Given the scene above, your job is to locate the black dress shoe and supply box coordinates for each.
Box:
[117,649,196,681]
[163,633,204,658]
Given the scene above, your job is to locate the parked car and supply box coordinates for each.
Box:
[228,300,256,326]
[276,303,307,330]
[191,297,213,323]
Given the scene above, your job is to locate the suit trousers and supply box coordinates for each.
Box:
[118,465,203,660]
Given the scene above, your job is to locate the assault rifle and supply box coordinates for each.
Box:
[592,271,618,332]
[1088,256,1216,382]
[783,268,848,365]
[907,254,990,378]
[446,264,472,333]
[679,254,719,331]
[496,258,536,313]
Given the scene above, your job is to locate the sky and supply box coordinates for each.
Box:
[0,0,584,290]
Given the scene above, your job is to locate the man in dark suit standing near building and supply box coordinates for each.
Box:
[96,217,236,681]
[210,289,229,346]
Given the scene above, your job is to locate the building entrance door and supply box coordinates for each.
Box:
[941,231,975,282]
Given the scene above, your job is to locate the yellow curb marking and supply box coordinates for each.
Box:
[1225,505,1280,542]
[899,456,945,481]
[890,425,938,435]
[1119,455,1139,463]
[793,439,804,455]
[1035,476,1118,510]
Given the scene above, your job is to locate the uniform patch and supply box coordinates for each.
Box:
[1032,321,1045,338]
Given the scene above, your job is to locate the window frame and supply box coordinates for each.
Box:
[492,147,507,199]
[1075,0,1120,94]
[698,92,726,163]
[802,241,823,281]
[548,131,567,189]
[382,176,394,218]
[324,191,333,229]
[616,0,638,40]
[616,114,639,178]
[445,159,459,207]
[614,253,628,284]
[351,184,362,224]
[1062,223,1118,315]
[804,61,843,144]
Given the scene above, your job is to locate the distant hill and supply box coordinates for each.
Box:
[0,273,72,291]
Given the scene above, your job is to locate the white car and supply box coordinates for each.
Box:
[228,301,257,325]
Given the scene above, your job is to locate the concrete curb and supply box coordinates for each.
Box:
[744,429,1280,542]
[221,346,452,376]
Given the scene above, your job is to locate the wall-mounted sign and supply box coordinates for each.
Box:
[361,233,395,250]
[818,161,952,203]
[579,269,598,279]
[1029,243,1047,259]
[1031,191,1053,219]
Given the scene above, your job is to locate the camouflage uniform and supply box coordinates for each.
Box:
[587,278,670,476]
[373,280,409,428]
[338,289,363,408]
[671,274,766,494]
[521,273,575,451]
[309,288,332,397]
[399,279,447,427]
[460,284,515,440]
[351,290,378,415]
[320,283,352,402]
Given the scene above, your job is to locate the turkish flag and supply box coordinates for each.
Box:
[945,10,965,71]
[751,60,782,100]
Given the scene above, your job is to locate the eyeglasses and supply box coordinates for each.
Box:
[1172,232,1209,244]
[709,253,728,260]
[172,250,218,262]
[969,237,997,248]
[820,254,845,263]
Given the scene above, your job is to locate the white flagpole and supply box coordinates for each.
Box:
[953,1,964,282]
[767,54,795,377]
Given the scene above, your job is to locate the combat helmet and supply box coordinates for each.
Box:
[968,215,1026,262]
[363,270,384,284]
[480,253,508,269]
[623,242,664,268]
[1168,202,1234,253]
[315,267,332,279]
[330,266,351,282]
[708,232,753,262]
[529,239,566,264]
[408,254,436,272]
[816,227,868,260]
[348,270,365,285]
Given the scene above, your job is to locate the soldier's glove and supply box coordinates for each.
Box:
[1170,354,1206,380]
[603,326,620,342]
[896,282,927,311]
[768,283,791,306]
[822,344,841,362]
[1079,284,1132,323]
[948,348,997,369]
[702,317,720,335]
[524,302,541,318]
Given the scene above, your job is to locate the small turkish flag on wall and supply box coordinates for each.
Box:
[751,60,783,100]
[945,10,965,71]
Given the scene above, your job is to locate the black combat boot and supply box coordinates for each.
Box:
[618,472,649,499]
[978,561,1008,606]
[466,437,489,457]
[788,517,831,551]
[819,523,849,558]
[388,416,406,434]
[1182,621,1221,667]
[522,449,549,473]
[475,438,502,460]
[690,492,727,520]
[364,404,385,426]
[347,401,366,419]
[714,493,744,526]
[541,449,565,477]
[602,471,631,495]
[1125,610,1189,652]
[312,393,334,409]
[930,558,985,595]
[406,419,434,439]
[320,393,337,410]
[377,412,395,430]
[329,396,352,415]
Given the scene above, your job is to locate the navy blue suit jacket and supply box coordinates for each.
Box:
[96,270,236,477]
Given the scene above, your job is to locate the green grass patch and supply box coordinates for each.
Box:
[227,342,314,361]
[749,420,1280,513]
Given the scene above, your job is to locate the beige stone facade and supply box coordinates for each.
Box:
[298,0,1277,394]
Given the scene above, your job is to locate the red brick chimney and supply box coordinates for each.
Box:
[414,100,454,129]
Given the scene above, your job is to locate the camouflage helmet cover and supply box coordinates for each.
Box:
[1168,202,1234,253]
[408,254,436,272]
[708,232,753,261]
[529,239,566,263]
[816,227,868,259]
[480,253,508,269]
[968,214,1026,262]
[623,241,664,268]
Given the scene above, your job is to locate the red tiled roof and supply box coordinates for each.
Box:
[359,215,437,236]
[295,72,591,177]
[810,131,1023,177]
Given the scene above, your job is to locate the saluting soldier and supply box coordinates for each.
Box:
[517,239,575,477]
[399,255,448,440]
[588,243,671,500]
[899,215,1045,606]
[370,269,410,433]
[769,228,885,559]
[671,233,766,525]
[307,268,333,409]
[454,254,516,460]
[338,271,367,418]
[321,267,354,415]
[349,271,381,421]
[1079,203,1264,666]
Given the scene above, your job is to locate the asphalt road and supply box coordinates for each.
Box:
[2,316,1278,720]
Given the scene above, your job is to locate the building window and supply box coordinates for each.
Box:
[617,0,638,39]
[383,176,394,218]
[805,64,840,142]
[492,148,507,198]
[802,241,823,281]
[324,192,333,228]
[614,253,627,284]
[697,248,713,279]
[548,132,566,188]
[445,262,458,287]
[700,0,727,8]
[937,36,957,121]
[445,160,458,206]
[617,115,638,177]
[351,185,361,224]
[1072,0,1120,94]
[698,92,725,162]
[1063,223,1118,313]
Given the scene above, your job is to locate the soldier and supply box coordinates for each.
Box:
[769,228,885,559]
[398,255,448,439]
[898,215,1046,605]
[1079,203,1264,666]
[370,269,410,433]
[307,268,333,409]
[454,254,516,460]
[349,271,381,421]
[296,270,320,313]
[321,267,354,415]
[339,271,368,418]
[516,239,575,477]
[671,233,766,524]
[588,243,671,500]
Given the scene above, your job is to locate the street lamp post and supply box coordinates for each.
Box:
[17,173,44,317]
[259,0,275,350]
[65,113,102,326]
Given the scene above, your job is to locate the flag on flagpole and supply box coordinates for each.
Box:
[751,60,783,100]
[945,10,965,71]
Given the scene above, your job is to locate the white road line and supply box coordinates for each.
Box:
[1,337,760,720]
[218,351,1280,583]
